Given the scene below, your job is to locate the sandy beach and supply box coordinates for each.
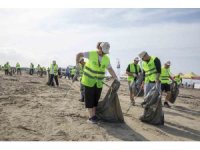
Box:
[0,71,199,141]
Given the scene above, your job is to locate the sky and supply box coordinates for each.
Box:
[0,8,200,75]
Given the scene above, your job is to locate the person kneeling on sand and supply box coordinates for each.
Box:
[75,42,118,124]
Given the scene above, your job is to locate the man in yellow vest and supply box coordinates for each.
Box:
[4,62,11,75]
[37,64,41,76]
[75,42,118,124]
[30,63,34,75]
[16,62,21,75]
[160,61,174,108]
[126,57,141,105]
[48,60,59,87]
[139,51,161,106]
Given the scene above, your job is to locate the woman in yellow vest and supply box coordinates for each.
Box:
[75,42,118,124]
[160,61,174,108]
[126,57,141,105]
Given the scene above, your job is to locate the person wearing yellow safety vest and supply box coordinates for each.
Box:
[160,61,174,108]
[4,62,11,75]
[16,62,21,75]
[138,51,161,106]
[30,63,34,75]
[48,60,59,87]
[70,67,76,80]
[37,64,41,76]
[174,73,182,87]
[78,57,86,102]
[75,42,118,124]
[126,57,141,105]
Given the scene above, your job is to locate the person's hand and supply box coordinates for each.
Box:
[155,79,160,89]
[133,73,137,78]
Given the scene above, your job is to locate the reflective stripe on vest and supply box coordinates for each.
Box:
[81,51,110,88]
[127,63,140,82]
[160,66,170,84]
[142,56,157,83]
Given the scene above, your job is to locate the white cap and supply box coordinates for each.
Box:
[165,61,171,66]
[100,42,110,54]
[134,57,139,61]
[138,51,147,58]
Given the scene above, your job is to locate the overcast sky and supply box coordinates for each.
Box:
[0,8,200,74]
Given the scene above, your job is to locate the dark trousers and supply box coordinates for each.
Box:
[30,69,34,75]
[17,68,21,75]
[5,69,8,75]
[49,74,59,86]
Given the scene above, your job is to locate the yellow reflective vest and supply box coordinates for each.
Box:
[16,63,20,69]
[160,66,171,84]
[81,51,110,88]
[127,63,140,82]
[142,56,157,83]
[50,64,58,75]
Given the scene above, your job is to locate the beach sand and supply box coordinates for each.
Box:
[0,71,199,141]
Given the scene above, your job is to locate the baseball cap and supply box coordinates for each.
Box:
[165,61,171,66]
[100,42,110,54]
[134,57,139,61]
[138,51,147,59]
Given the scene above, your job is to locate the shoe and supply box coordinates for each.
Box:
[86,116,98,124]
[131,101,135,106]
[164,102,171,108]
[79,98,84,102]
[141,101,146,106]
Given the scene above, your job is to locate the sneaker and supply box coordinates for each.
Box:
[131,101,135,106]
[141,101,146,106]
[164,102,171,108]
[79,98,84,102]
[86,117,98,124]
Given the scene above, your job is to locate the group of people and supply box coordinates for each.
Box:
[73,42,182,124]
[2,62,21,76]
[126,51,182,108]
[1,42,183,125]
[29,63,47,77]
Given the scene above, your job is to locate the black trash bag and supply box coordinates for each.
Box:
[169,82,179,104]
[130,73,144,97]
[96,79,124,123]
[140,86,164,125]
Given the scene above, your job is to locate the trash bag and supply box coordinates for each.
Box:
[140,86,164,125]
[130,73,144,97]
[96,79,124,123]
[169,82,179,104]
